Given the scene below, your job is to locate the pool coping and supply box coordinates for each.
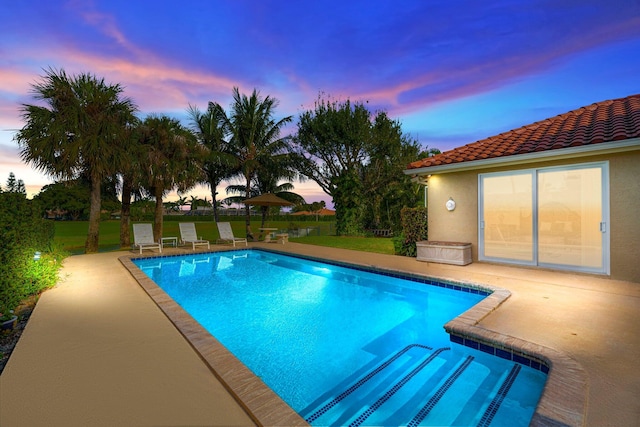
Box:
[119,248,587,427]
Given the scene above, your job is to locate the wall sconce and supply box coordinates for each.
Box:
[445,197,456,211]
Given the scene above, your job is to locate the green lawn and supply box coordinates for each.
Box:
[289,235,395,254]
[53,219,394,255]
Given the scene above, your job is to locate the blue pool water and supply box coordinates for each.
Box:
[134,250,546,426]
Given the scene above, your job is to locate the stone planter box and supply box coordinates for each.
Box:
[416,241,472,266]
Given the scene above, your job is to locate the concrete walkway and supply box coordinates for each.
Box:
[0,251,254,427]
[1,244,638,426]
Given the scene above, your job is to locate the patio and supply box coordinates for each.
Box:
[0,243,638,426]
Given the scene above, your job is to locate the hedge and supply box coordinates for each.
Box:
[0,192,65,318]
[393,206,428,257]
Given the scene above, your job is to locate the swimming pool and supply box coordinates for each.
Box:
[133,250,546,426]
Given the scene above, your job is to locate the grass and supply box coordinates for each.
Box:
[289,235,395,254]
[53,219,399,255]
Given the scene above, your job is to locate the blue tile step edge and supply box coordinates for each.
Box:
[449,333,549,374]
[443,287,588,427]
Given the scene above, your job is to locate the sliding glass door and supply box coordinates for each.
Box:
[481,172,534,263]
[479,162,609,274]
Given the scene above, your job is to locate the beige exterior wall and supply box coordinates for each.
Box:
[427,171,479,256]
[609,151,640,283]
[425,150,640,283]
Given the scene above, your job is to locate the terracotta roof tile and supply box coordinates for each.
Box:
[407,94,640,170]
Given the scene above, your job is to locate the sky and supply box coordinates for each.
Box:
[2,0,640,208]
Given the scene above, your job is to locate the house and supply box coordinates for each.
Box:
[404,94,640,283]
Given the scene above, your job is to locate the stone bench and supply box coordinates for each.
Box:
[416,241,472,265]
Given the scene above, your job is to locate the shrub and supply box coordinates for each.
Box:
[0,192,66,315]
[394,206,428,257]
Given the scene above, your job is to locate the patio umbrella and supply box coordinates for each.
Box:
[243,193,294,239]
[242,192,294,207]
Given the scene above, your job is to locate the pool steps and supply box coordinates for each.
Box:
[301,344,534,426]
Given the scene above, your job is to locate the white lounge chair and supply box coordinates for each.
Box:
[216,222,248,247]
[132,223,162,254]
[179,222,210,250]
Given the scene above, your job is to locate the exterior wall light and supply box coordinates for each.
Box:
[445,197,456,211]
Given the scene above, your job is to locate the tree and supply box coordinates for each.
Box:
[4,172,26,196]
[187,103,236,222]
[219,87,293,239]
[136,115,203,241]
[293,97,373,235]
[251,151,305,227]
[189,195,211,211]
[34,180,90,220]
[294,95,427,235]
[33,177,120,221]
[5,172,16,192]
[360,112,422,231]
[15,68,137,253]
[291,200,326,213]
[16,180,26,196]
[117,119,143,248]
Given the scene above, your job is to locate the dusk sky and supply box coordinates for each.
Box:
[2,0,639,206]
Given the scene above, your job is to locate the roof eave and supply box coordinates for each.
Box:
[403,137,640,176]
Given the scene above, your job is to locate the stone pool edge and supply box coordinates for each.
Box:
[119,254,307,427]
[120,248,588,427]
[443,288,588,427]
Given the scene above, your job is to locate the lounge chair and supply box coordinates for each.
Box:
[179,222,211,250]
[132,223,162,254]
[216,222,248,247]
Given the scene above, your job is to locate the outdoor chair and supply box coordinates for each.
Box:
[179,222,210,250]
[216,222,248,247]
[132,223,162,254]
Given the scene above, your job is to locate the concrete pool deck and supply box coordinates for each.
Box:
[0,243,638,426]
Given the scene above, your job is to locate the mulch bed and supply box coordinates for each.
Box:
[0,297,37,374]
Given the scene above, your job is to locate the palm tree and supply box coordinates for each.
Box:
[118,118,143,248]
[189,195,211,211]
[15,68,137,253]
[187,103,236,222]
[221,87,293,239]
[176,196,189,211]
[136,115,203,241]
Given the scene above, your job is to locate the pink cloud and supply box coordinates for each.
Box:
[0,69,34,97]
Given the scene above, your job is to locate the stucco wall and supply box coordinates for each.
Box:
[426,150,640,282]
[609,151,640,283]
[427,171,479,257]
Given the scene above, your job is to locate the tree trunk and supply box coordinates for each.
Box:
[119,174,133,248]
[153,186,164,242]
[85,176,102,253]
[211,184,219,223]
[260,206,268,228]
[244,174,254,240]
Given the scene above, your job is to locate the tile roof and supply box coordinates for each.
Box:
[407,94,640,170]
